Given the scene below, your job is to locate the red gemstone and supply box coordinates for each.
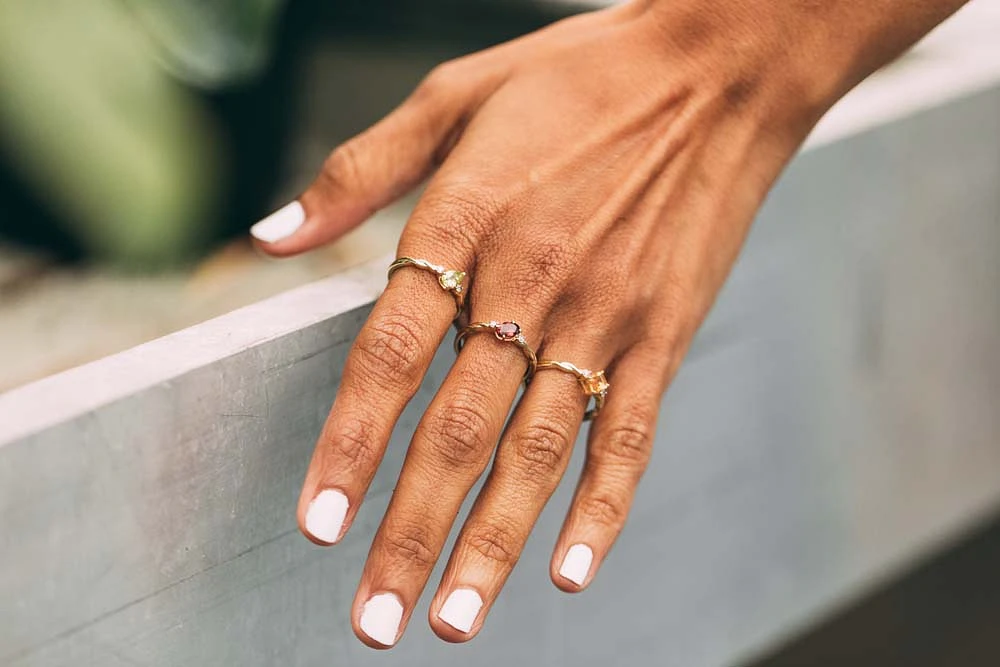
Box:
[495,321,520,340]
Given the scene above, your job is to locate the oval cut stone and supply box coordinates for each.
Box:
[495,321,520,340]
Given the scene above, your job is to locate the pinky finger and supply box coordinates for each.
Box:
[550,346,666,592]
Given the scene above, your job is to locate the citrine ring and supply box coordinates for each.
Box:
[534,360,609,420]
[387,256,467,315]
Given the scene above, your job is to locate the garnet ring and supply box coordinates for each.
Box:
[387,256,467,316]
[454,321,538,380]
[534,360,609,420]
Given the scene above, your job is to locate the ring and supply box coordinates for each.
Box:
[535,360,609,420]
[387,256,467,315]
[454,321,538,380]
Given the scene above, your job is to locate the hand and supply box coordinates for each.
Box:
[251,0,968,648]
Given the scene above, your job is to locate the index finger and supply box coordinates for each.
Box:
[296,238,472,546]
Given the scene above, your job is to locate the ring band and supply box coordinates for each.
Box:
[387,256,467,315]
[454,321,537,380]
[535,360,609,420]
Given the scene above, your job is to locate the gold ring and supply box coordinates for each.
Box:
[387,256,466,315]
[535,360,609,420]
[454,321,537,380]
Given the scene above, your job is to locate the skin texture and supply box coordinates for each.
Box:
[253,0,970,648]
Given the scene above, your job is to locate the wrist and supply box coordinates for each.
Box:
[630,0,971,127]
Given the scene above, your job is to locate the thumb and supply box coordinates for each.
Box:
[250,62,493,256]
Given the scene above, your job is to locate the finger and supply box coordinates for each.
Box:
[551,344,665,592]
[428,354,597,642]
[250,62,491,256]
[295,211,476,547]
[351,295,549,648]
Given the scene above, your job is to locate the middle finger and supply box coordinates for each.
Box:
[351,281,548,648]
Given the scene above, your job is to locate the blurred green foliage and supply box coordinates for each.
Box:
[122,0,286,88]
[0,0,286,268]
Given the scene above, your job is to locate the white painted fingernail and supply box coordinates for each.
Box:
[360,592,404,646]
[438,588,483,633]
[250,201,304,243]
[304,489,349,544]
[559,544,593,586]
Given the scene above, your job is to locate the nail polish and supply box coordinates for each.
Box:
[438,588,483,633]
[304,489,349,544]
[558,544,593,586]
[360,592,404,646]
[250,201,304,243]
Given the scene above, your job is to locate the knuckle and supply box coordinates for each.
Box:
[595,260,632,300]
[322,142,367,196]
[598,410,654,467]
[415,187,507,250]
[382,521,437,569]
[577,493,627,527]
[353,312,425,393]
[562,269,630,319]
[426,394,493,469]
[416,61,465,97]
[527,237,575,275]
[509,236,578,299]
[510,421,573,479]
[327,415,379,470]
[465,522,520,565]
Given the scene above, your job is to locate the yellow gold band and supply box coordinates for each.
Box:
[387,256,466,315]
[535,360,609,420]
[454,321,537,380]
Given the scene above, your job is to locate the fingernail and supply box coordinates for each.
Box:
[304,489,349,544]
[360,592,404,646]
[250,201,304,243]
[558,544,593,586]
[438,588,483,634]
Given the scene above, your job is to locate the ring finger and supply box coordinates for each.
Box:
[428,334,616,641]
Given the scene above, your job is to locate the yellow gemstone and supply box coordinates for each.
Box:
[580,371,609,396]
[439,270,465,291]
